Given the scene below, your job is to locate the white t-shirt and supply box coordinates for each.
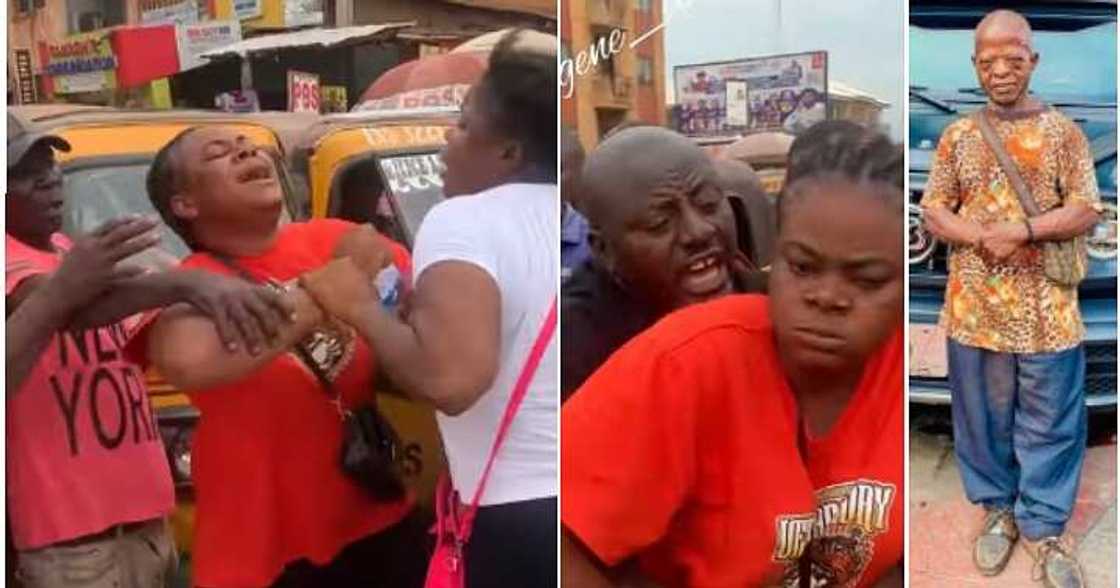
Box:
[412,182,558,506]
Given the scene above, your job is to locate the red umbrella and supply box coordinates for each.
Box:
[356,51,488,110]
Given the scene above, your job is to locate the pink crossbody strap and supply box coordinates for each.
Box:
[466,296,558,511]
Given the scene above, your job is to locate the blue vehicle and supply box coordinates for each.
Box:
[908,1,1118,410]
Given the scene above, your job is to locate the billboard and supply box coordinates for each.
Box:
[674,51,828,138]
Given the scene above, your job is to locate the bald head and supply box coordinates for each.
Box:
[975,9,1032,51]
[582,126,712,230]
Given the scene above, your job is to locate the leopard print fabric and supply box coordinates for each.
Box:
[920,109,1101,353]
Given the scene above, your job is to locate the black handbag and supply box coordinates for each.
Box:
[292,343,406,501]
[209,253,407,501]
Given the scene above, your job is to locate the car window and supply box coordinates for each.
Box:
[910,21,1116,103]
[63,163,188,270]
[62,162,293,270]
[377,153,447,244]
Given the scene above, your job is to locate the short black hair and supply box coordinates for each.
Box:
[147,127,200,247]
[474,30,557,182]
[778,120,903,225]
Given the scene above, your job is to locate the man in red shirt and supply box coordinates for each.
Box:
[128,126,427,587]
[562,121,905,587]
[6,127,292,587]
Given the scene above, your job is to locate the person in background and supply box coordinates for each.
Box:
[298,30,559,587]
[561,126,591,282]
[128,125,428,588]
[562,119,905,588]
[560,127,765,401]
[920,10,1101,587]
[6,126,290,588]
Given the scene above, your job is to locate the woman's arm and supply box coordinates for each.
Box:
[146,285,323,391]
[300,258,501,415]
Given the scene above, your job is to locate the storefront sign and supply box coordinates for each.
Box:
[288,70,320,113]
[176,20,241,71]
[14,49,36,104]
[233,0,261,20]
[285,0,323,27]
[674,51,828,137]
[55,70,116,94]
[141,0,197,25]
[46,31,117,76]
[321,85,347,113]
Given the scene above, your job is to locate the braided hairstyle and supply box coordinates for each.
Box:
[147,126,201,248]
[474,29,557,183]
[777,120,903,228]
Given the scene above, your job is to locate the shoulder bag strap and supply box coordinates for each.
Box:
[972,108,1043,217]
[466,297,558,511]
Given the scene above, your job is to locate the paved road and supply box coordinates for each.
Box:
[909,407,1116,587]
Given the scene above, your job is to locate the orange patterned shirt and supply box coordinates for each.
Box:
[921,108,1100,353]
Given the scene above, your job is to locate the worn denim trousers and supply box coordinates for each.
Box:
[947,339,1087,540]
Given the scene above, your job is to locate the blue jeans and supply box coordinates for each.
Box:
[947,339,1087,540]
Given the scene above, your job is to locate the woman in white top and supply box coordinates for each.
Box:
[300,30,558,586]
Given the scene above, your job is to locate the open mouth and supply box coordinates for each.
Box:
[237,160,275,184]
[680,252,729,297]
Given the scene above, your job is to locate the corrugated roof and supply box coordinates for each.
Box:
[200,22,414,60]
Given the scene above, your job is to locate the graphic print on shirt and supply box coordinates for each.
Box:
[773,479,897,588]
[50,324,161,456]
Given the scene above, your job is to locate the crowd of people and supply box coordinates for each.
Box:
[6,30,557,588]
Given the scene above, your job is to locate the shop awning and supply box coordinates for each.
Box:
[199,22,414,60]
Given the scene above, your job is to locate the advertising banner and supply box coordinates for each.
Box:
[233,0,261,20]
[15,49,36,104]
[674,51,828,137]
[176,20,241,72]
[141,0,197,25]
[321,85,348,113]
[47,32,117,94]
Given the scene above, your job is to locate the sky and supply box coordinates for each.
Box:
[660,0,905,139]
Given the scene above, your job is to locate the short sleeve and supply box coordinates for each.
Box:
[412,198,498,283]
[1057,120,1102,210]
[920,121,965,212]
[561,339,698,566]
[5,234,67,296]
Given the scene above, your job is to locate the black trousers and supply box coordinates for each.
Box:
[465,497,557,588]
[270,508,432,588]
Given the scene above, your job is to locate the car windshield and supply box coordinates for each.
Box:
[63,163,190,269]
[910,21,1117,103]
[377,153,446,241]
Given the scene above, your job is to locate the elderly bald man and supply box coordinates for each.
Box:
[920,9,1102,587]
[560,127,766,400]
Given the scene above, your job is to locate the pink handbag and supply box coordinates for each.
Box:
[424,298,557,588]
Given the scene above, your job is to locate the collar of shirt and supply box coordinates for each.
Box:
[561,203,590,246]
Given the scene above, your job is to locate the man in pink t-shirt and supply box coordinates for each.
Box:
[6,126,294,588]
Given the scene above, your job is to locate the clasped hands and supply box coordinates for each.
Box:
[967,219,1032,263]
[297,226,396,330]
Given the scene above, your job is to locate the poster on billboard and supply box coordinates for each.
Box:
[176,20,242,72]
[15,49,36,104]
[673,50,828,138]
[725,79,748,127]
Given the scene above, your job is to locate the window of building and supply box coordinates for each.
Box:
[67,0,125,33]
[637,0,652,13]
[590,26,616,79]
[638,57,654,85]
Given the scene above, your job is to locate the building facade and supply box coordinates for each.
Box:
[561,0,666,149]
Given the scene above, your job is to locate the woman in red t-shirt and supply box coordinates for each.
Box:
[130,127,428,588]
[562,121,906,587]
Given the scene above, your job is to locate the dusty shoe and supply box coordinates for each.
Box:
[974,507,1019,576]
[1025,536,1086,588]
